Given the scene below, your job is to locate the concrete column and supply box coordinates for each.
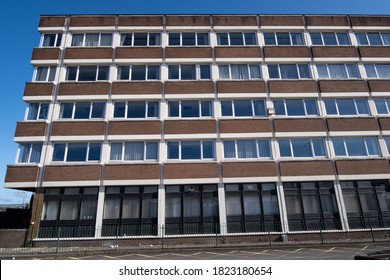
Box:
[217,183,227,235]
[94,186,106,238]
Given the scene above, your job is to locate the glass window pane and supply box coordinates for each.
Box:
[230,32,244,45]
[66,66,77,80]
[310,33,323,45]
[374,98,388,114]
[182,141,201,159]
[258,140,271,158]
[203,197,218,217]
[18,144,30,163]
[182,33,196,46]
[302,194,320,214]
[181,101,199,117]
[285,195,302,214]
[41,201,59,220]
[201,101,212,117]
[333,139,347,156]
[375,64,390,78]
[355,99,369,115]
[88,143,101,161]
[305,99,318,115]
[74,102,90,119]
[365,64,377,78]
[30,144,42,163]
[145,142,158,160]
[244,33,256,45]
[27,103,39,120]
[274,100,286,115]
[103,198,120,219]
[131,65,146,80]
[120,33,132,46]
[291,139,312,157]
[276,33,291,45]
[80,200,97,220]
[280,64,298,79]
[197,33,209,45]
[312,139,326,157]
[225,196,242,216]
[328,64,347,79]
[345,138,366,156]
[382,33,390,45]
[218,65,230,79]
[169,33,180,45]
[262,194,279,215]
[142,197,157,218]
[48,67,56,81]
[279,140,292,157]
[39,103,49,119]
[336,33,350,45]
[127,101,146,118]
[110,143,123,160]
[149,33,161,46]
[298,64,311,78]
[168,142,179,159]
[231,65,249,80]
[253,100,266,116]
[78,66,97,81]
[234,100,252,116]
[356,33,368,45]
[147,102,159,118]
[264,33,276,45]
[165,197,181,218]
[285,99,305,116]
[243,194,261,215]
[181,65,196,80]
[291,33,304,45]
[147,65,160,80]
[346,64,360,78]
[133,33,148,46]
[114,102,126,118]
[367,33,383,45]
[365,138,380,156]
[217,33,229,45]
[323,33,337,45]
[202,141,215,159]
[236,140,257,158]
[317,65,328,78]
[337,99,356,115]
[67,143,88,161]
[91,102,105,118]
[343,192,360,213]
[60,200,79,220]
[200,65,211,79]
[124,142,144,160]
[168,101,179,117]
[221,100,233,116]
[71,34,84,46]
[122,198,140,219]
[359,190,378,212]
[223,141,236,158]
[324,99,337,115]
[249,65,261,79]
[100,34,112,46]
[85,33,99,46]
[52,143,66,161]
[43,34,56,47]
[184,196,201,217]
[36,67,48,81]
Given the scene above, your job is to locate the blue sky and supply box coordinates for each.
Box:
[1,0,390,204]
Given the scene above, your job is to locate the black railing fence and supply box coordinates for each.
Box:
[1,218,390,256]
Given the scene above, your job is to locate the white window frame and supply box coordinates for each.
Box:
[324,98,370,117]
[66,65,109,81]
[278,138,327,158]
[373,98,390,115]
[216,32,258,46]
[59,101,106,120]
[168,32,210,46]
[310,32,351,46]
[168,100,213,118]
[52,142,102,162]
[109,141,159,162]
[316,64,360,79]
[117,65,160,81]
[40,33,62,47]
[331,137,381,157]
[268,64,311,80]
[17,143,42,163]
[33,66,56,82]
[119,32,161,46]
[113,101,160,119]
[222,139,272,159]
[71,33,113,47]
[355,32,390,46]
[364,64,390,79]
[218,64,262,80]
[264,32,305,46]
[273,99,319,117]
[168,64,211,80]
[167,140,216,161]
[221,99,266,118]
[25,102,49,120]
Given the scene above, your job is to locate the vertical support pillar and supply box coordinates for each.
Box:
[157,183,166,237]
[333,180,349,231]
[276,181,289,233]
[95,186,106,238]
[218,183,227,235]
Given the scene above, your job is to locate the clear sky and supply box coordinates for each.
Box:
[1,0,390,204]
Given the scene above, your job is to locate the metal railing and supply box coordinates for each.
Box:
[1,218,389,257]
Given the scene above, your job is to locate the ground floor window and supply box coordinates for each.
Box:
[284,181,340,231]
[165,184,219,235]
[102,186,158,236]
[225,183,280,233]
[341,180,390,229]
[39,187,98,237]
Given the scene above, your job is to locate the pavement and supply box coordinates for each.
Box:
[4,243,390,260]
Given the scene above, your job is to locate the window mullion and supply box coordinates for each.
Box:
[288,33,292,45]
[198,101,202,117]
[64,144,69,162]
[363,138,369,156]
[231,100,236,117]
[145,101,148,118]
[283,100,288,116]
[86,143,90,161]
[200,141,204,159]
[27,144,33,163]
[143,142,147,161]
[98,33,101,47]
[310,140,315,157]
[179,141,182,160]
[89,102,93,119]
[72,102,76,119]
[234,140,238,159]
[122,142,125,161]
[290,140,294,157]
[343,139,349,157]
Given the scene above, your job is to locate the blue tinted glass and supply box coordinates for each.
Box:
[276,33,290,45]
[305,99,318,115]
[114,102,126,118]
[230,33,244,45]
[147,66,160,80]
[61,103,73,118]
[182,101,199,117]
[147,102,159,118]
[356,33,369,45]
[355,99,369,115]
[131,66,146,80]
[168,101,179,117]
[67,143,88,161]
[257,140,271,157]
[88,143,101,161]
[234,100,253,116]
[217,33,229,45]
[221,100,233,116]
[365,64,377,78]
[168,142,179,159]
[168,65,180,79]
[244,33,256,45]
[322,33,337,45]
[286,100,305,116]
[274,100,286,115]
[332,139,346,156]
[367,33,383,45]
[291,139,312,157]
[52,144,66,161]
[201,101,212,117]
[27,103,39,120]
[336,33,350,45]
[39,103,49,119]
[279,140,292,157]
[345,138,366,156]
[365,138,380,156]
[374,98,388,114]
[385,138,390,153]
[268,65,280,79]
[91,102,105,118]
[74,103,90,119]
[253,100,266,116]
[324,99,337,115]
[310,33,322,45]
[202,141,215,159]
[346,64,360,79]
[118,66,129,80]
[337,99,356,115]
[169,33,180,45]
[223,141,236,158]
[264,33,276,45]
[312,139,326,156]
[146,142,158,160]
[298,64,311,78]
[181,141,201,159]
[280,64,298,79]
[236,140,257,158]
[127,101,146,118]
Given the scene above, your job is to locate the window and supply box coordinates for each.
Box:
[384,138,390,154]
[225,183,280,233]
[168,32,209,46]
[268,64,311,79]
[117,65,160,80]
[223,140,271,159]
[120,33,161,46]
[167,141,215,160]
[221,100,266,117]
[110,142,159,161]
[279,138,326,158]
[365,64,390,79]
[217,32,257,45]
[40,187,99,238]
[66,66,109,81]
[71,33,112,47]
[284,182,340,231]
[317,64,360,79]
[165,185,219,235]
[355,32,390,46]
[264,32,304,45]
[168,65,211,80]
[332,137,380,157]
[274,99,318,116]
[113,101,159,119]
[52,143,102,162]
[324,98,369,116]
[168,100,212,118]
[41,33,62,47]
[26,103,49,120]
[310,32,351,45]
[374,98,390,115]
[34,66,56,82]
[218,64,261,80]
[341,180,390,229]
[60,102,105,119]
[17,143,42,163]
